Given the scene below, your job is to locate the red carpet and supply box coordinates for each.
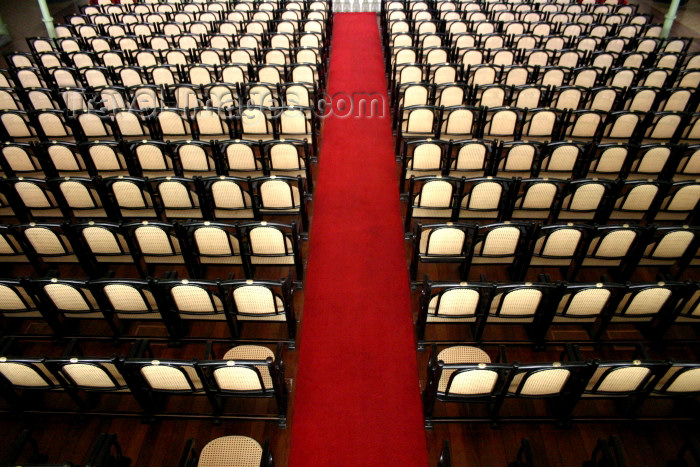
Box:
[288,14,428,466]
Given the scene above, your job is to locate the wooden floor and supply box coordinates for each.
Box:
[0,0,699,466]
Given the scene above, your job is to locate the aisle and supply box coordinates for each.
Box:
[288,13,428,466]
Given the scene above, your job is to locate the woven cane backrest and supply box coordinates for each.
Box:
[421,227,466,255]
[140,363,202,391]
[197,436,262,467]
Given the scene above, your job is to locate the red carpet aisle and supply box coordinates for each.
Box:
[288,13,428,466]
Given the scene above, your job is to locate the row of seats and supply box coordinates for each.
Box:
[0,81,319,113]
[399,139,700,184]
[0,276,297,341]
[0,220,304,281]
[0,338,289,424]
[4,61,322,91]
[0,175,310,228]
[0,107,318,151]
[395,105,700,150]
[394,83,699,116]
[413,0,639,13]
[416,275,700,345]
[403,176,699,229]
[423,344,700,426]
[0,138,314,182]
[388,33,693,63]
[409,222,699,281]
[391,58,700,90]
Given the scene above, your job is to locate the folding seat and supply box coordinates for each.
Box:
[554,178,615,223]
[392,62,427,87]
[252,175,309,232]
[502,65,532,86]
[604,67,637,89]
[177,436,274,467]
[493,141,542,179]
[522,49,554,68]
[30,109,76,142]
[636,226,700,280]
[560,109,605,140]
[0,342,84,411]
[607,179,667,223]
[414,277,493,346]
[566,352,670,418]
[102,176,159,220]
[237,107,278,141]
[640,111,686,144]
[0,224,33,274]
[393,83,432,118]
[458,177,513,222]
[5,177,65,221]
[122,341,217,419]
[170,84,205,109]
[13,222,85,276]
[0,111,40,142]
[672,145,700,181]
[0,278,60,335]
[262,139,313,189]
[80,66,113,88]
[594,281,686,340]
[238,221,303,282]
[675,70,700,89]
[79,141,131,177]
[422,345,511,427]
[682,112,700,140]
[471,84,508,108]
[279,82,315,109]
[192,108,233,142]
[129,140,176,178]
[404,176,462,231]
[127,84,163,111]
[180,221,246,277]
[621,86,660,113]
[33,276,122,337]
[522,223,593,280]
[113,109,154,141]
[220,278,297,342]
[146,65,180,87]
[154,108,193,140]
[50,176,112,222]
[549,86,586,111]
[0,142,43,178]
[651,180,700,224]
[659,88,695,113]
[196,343,288,424]
[409,222,475,282]
[21,88,62,110]
[0,88,25,112]
[509,84,546,109]
[571,224,647,281]
[85,86,129,112]
[216,139,263,178]
[510,178,567,224]
[600,110,645,141]
[148,177,204,222]
[73,109,117,142]
[440,105,481,141]
[463,222,532,280]
[170,140,217,178]
[520,108,563,141]
[445,139,495,179]
[638,68,671,89]
[154,278,239,339]
[123,221,195,277]
[400,139,449,193]
[584,142,634,180]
